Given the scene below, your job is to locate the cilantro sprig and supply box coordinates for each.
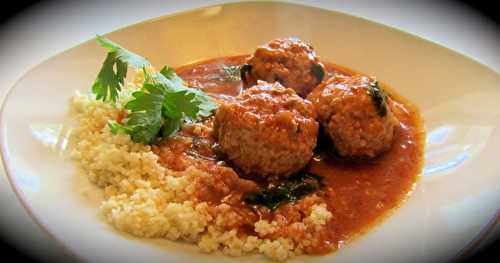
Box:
[92,36,218,144]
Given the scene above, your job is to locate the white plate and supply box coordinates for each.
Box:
[1,2,499,262]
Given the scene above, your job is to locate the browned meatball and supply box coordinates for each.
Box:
[241,37,325,97]
[307,75,398,158]
[214,81,319,178]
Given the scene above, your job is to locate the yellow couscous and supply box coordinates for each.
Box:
[69,79,332,261]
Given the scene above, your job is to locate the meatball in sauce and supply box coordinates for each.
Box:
[242,37,325,97]
[214,80,319,179]
[307,75,398,158]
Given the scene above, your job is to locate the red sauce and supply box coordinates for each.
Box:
[176,57,243,98]
[167,55,425,254]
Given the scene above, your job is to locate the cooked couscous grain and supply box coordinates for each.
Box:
[69,75,332,261]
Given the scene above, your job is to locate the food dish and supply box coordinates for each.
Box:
[3,2,497,259]
[68,35,424,261]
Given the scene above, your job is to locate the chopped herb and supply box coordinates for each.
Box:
[311,63,325,83]
[367,81,388,117]
[92,36,218,144]
[204,66,242,82]
[240,64,252,84]
[222,66,241,81]
[244,172,323,210]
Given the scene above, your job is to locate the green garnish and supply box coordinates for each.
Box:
[311,63,325,83]
[206,66,243,82]
[157,66,218,118]
[240,64,252,84]
[92,35,151,102]
[244,172,323,210]
[92,36,218,144]
[108,71,165,143]
[367,81,388,117]
[222,66,241,81]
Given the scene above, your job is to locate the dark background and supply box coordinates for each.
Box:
[0,0,497,262]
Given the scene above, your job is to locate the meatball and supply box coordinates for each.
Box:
[242,37,325,97]
[214,80,319,179]
[307,75,398,158]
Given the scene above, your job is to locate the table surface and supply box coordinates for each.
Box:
[0,1,498,261]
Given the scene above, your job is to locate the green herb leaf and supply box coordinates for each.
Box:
[311,63,325,83]
[189,88,219,118]
[112,82,166,144]
[162,117,182,138]
[163,90,200,121]
[159,66,185,88]
[108,120,133,134]
[157,66,218,117]
[240,64,252,84]
[222,66,241,81]
[91,52,127,102]
[244,172,323,210]
[96,35,150,69]
[367,81,388,117]
[91,36,150,102]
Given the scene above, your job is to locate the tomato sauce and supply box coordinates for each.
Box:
[172,55,425,254]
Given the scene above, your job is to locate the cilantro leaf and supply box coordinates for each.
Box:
[163,90,200,121]
[159,66,184,87]
[161,117,182,138]
[189,88,219,118]
[157,66,218,118]
[96,35,150,69]
[91,52,127,102]
[110,82,166,144]
[92,35,150,102]
[108,121,133,134]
